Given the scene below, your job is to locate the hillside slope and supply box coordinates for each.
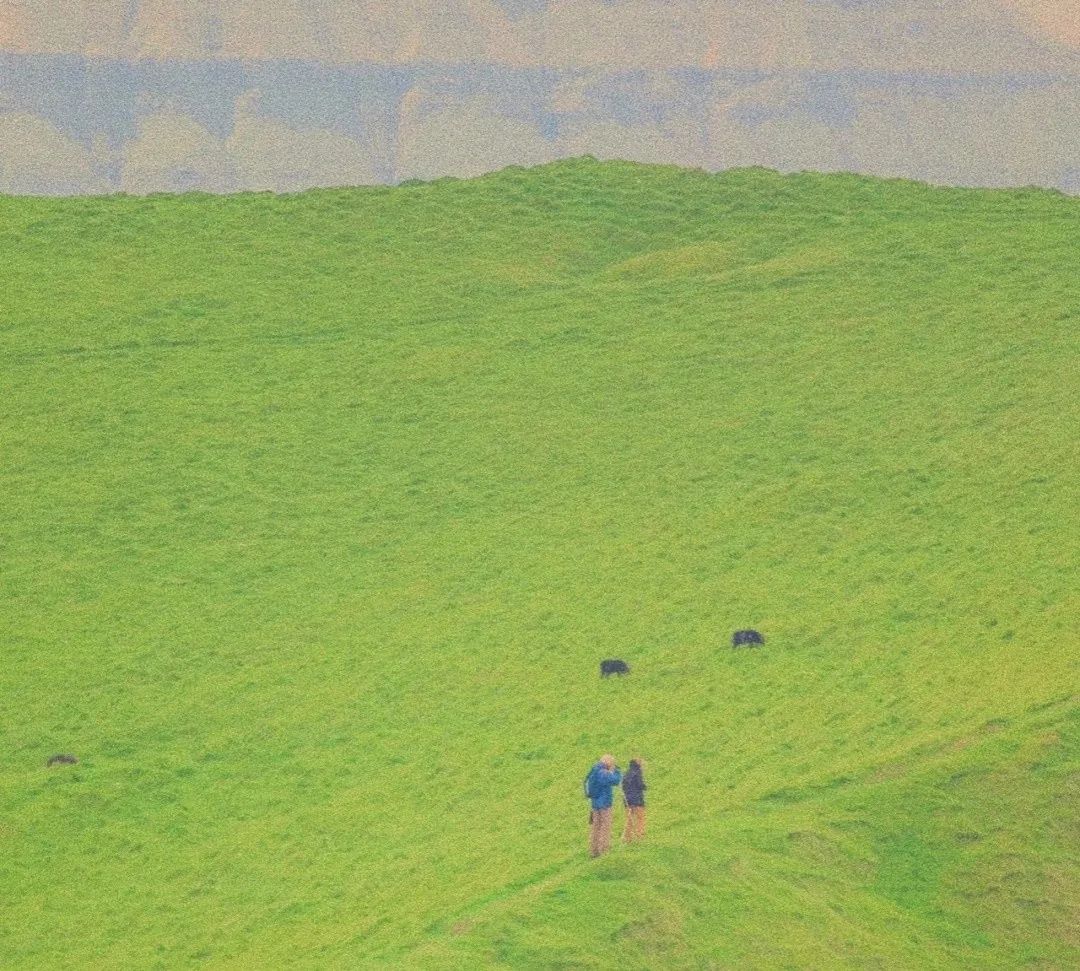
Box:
[1,160,1077,969]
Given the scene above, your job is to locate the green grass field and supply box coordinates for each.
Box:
[1,159,1077,969]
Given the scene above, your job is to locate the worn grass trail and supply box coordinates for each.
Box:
[1,160,1077,969]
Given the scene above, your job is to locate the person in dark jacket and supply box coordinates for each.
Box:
[621,758,647,843]
[586,754,622,857]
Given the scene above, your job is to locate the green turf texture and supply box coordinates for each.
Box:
[1,159,1077,969]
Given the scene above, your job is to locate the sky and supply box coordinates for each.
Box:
[0,1,1077,194]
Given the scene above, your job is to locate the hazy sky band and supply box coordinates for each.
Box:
[1,1,1077,194]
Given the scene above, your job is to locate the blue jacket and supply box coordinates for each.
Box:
[588,764,622,810]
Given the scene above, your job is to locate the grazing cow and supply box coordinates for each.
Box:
[46,754,78,767]
[732,629,765,648]
[600,659,630,677]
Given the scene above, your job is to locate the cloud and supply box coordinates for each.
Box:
[847,78,1080,188]
[6,0,134,56]
[128,0,224,60]
[0,112,107,194]
[226,91,382,191]
[0,3,16,49]
[397,88,557,181]
[999,1,1080,48]
[706,77,850,174]
[119,111,237,193]
[559,118,706,168]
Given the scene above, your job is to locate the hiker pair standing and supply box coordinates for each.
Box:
[585,755,647,857]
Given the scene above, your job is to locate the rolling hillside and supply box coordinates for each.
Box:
[1,159,1077,969]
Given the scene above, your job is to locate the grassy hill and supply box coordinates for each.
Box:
[1,159,1077,970]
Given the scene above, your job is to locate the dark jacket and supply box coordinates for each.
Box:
[622,767,647,807]
[587,764,622,810]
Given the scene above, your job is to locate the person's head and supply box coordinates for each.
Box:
[601,753,615,769]
[627,758,643,778]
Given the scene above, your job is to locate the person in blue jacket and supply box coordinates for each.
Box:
[585,754,622,857]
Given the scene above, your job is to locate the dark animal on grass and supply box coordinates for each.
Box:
[600,659,630,677]
[732,629,765,648]
[46,754,78,767]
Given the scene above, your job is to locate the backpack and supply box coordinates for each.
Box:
[583,765,597,800]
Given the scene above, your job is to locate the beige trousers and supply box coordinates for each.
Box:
[589,807,613,857]
[622,805,646,843]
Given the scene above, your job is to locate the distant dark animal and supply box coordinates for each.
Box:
[732,629,765,648]
[600,659,630,677]
[46,754,78,767]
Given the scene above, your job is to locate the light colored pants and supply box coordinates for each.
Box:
[589,807,613,857]
[623,805,646,843]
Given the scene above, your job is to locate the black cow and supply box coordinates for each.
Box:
[46,754,78,767]
[600,659,630,677]
[732,629,765,648]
